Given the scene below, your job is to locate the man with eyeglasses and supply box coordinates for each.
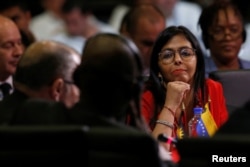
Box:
[198,1,250,77]
[0,40,80,125]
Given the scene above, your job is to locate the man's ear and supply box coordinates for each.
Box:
[50,78,64,101]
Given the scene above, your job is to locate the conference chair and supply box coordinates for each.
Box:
[0,126,167,167]
[209,69,250,115]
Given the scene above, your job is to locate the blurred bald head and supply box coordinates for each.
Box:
[15,40,80,89]
[120,4,165,35]
[120,4,165,73]
[0,15,23,81]
[0,14,18,30]
[13,40,80,107]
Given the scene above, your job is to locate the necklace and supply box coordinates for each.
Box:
[176,102,186,139]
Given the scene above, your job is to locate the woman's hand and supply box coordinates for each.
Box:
[164,81,190,112]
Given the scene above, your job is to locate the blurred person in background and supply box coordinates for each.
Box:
[0,15,23,101]
[110,0,201,38]
[109,0,153,31]
[30,0,66,40]
[51,0,117,54]
[120,4,166,77]
[0,0,36,46]
[198,0,250,77]
[109,0,205,55]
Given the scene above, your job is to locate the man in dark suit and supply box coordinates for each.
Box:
[0,40,80,125]
[0,15,23,101]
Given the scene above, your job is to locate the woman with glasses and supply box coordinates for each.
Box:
[198,0,250,77]
[141,26,228,151]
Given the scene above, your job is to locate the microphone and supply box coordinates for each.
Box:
[158,133,177,145]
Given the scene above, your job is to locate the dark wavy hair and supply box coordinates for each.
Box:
[145,26,206,127]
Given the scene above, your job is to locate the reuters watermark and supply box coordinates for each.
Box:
[212,155,246,163]
[210,154,248,167]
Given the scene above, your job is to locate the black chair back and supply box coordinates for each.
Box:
[209,69,250,114]
[0,126,165,167]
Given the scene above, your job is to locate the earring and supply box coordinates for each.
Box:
[158,73,164,86]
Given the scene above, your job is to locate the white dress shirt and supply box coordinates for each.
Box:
[30,11,66,40]
[51,16,117,54]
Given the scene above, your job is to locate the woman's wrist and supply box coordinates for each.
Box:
[156,105,177,130]
[163,106,175,117]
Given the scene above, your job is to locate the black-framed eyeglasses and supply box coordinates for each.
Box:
[209,26,243,41]
[158,47,196,65]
